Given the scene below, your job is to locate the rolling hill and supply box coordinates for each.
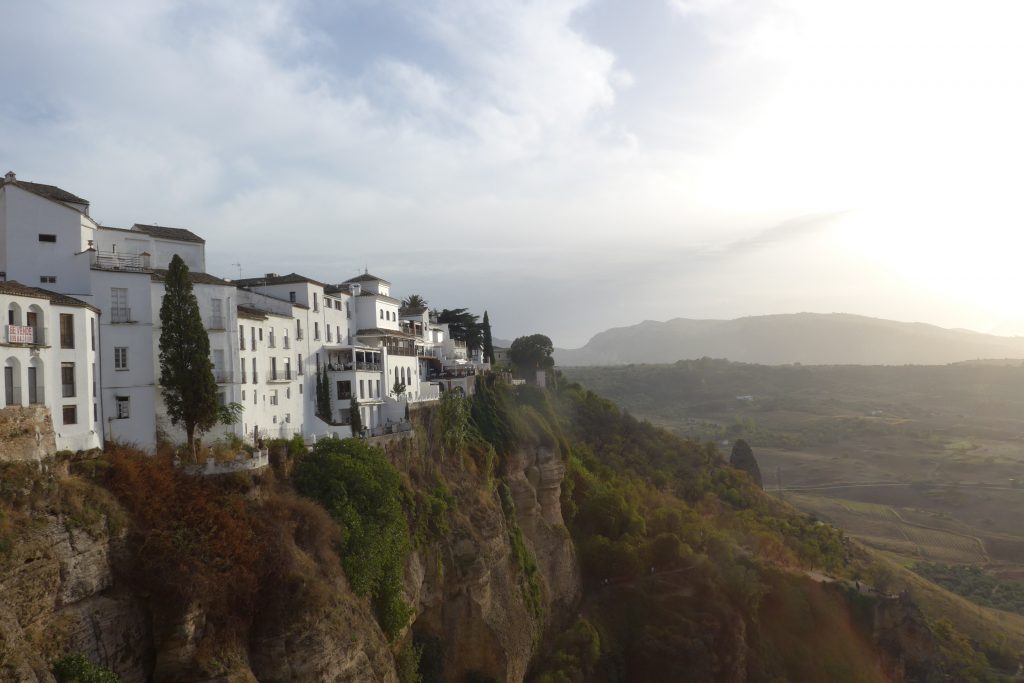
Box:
[554,313,1024,366]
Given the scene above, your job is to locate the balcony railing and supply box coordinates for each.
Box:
[213,369,231,383]
[4,325,46,346]
[252,371,259,384]
[283,337,291,349]
[268,369,292,382]
[357,361,382,371]
[91,250,150,272]
[28,386,44,405]
[209,316,225,330]
[110,307,132,324]
[296,329,304,340]
[268,334,276,348]
[241,371,247,383]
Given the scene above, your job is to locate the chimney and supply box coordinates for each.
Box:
[4,171,15,183]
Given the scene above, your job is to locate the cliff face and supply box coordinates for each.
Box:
[394,437,581,683]
[0,427,581,683]
[0,510,151,682]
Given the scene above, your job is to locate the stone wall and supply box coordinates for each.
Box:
[0,406,57,462]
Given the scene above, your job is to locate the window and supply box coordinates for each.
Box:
[251,358,257,383]
[299,383,303,395]
[258,328,263,341]
[111,288,129,322]
[239,324,245,349]
[38,234,57,242]
[242,389,246,401]
[62,405,77,425]
[90,318,95,350]
[115,396,130,419]
[251,327,256,349]
[337,380,352,399]
[114,347,128,370]
[359,379,365,399]
[61,363,75,397]
[335,300,341,310]
[40,276,56,284]
[336,326,341,342]
[313,292,318,311]
[210,299,224,328]
[376,380,381,398]
[380,309,384,319]
[92,362,96,397]
[60,314,74,348]
[326,325,332,342]
[289,291,296,303]
[314,322,320,340]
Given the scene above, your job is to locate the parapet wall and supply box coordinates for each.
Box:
[0,405,58,462]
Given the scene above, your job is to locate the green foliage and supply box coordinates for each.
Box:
[157,254,219,451]
[350,394,363,435]
[410,482,456,547]
[481,310,494,364]
[729,438,763,488]
[498,482,544,621]
[401,294,427,311]
[395,639,423,683]
[914,562,1024,616]
[509,334,554,380]
[292,437,411,638]
[52,654,120,682]
[436,390,471,457]
[217,401,244,426]
[437,308,482,351]
[316,366,331,420]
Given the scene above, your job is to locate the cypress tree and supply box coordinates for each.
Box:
[158,254,219,456]
[316,366,331,419]
[482,310,495,364]
[729,439,764,489]
[350,394,363,436]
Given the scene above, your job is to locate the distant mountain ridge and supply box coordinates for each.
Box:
[554,313,1024,366]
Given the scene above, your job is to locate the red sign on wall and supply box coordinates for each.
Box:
[7,325,35,344]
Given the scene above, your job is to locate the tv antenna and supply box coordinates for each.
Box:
[232,262,242,279]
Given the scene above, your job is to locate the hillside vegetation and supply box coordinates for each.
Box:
[1,373,1018,682]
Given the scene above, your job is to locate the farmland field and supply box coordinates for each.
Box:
[564,359,1024,605]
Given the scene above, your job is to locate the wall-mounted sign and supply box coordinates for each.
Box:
[7,325,35,344]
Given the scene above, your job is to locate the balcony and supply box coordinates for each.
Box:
[268,334,276,349]
[110,307,133,324]
[283,337,291,349]
[296,328,304,340]
[268,369,292,383]
[4,325,47,346]
[213,369,231,383]
[208,316,225,330]
[91,250,151,272]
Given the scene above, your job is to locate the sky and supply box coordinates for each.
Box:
[2,0,1023,347]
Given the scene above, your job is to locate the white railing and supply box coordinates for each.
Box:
[110,307,132,323]
[190,449,270,476]
[91,251,150,271]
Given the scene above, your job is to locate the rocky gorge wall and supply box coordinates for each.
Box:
[0,423,580,683]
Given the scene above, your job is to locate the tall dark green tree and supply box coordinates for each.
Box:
[400,294,428,312]
[729,438,764,489]
[437,308,482,351]
[158,254,219,454]
[316,366,331,420]
[509,334,554,381]
[481,310,495,364]
[350,394,363,435]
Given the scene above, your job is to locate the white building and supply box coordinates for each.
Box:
[1,170,488,452]
[1,281,102,452]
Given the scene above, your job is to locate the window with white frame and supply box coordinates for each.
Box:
[114,347,128,370]
[115,396,130,419]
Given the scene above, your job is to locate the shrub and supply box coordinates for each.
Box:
[292,437,412,639]
[52,653,119,683]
